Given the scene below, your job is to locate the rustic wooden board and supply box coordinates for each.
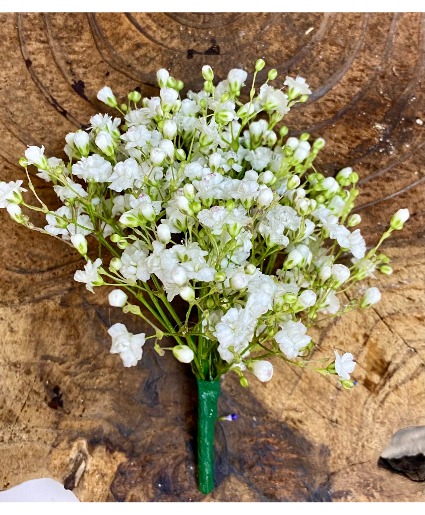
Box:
[0,12,424,502]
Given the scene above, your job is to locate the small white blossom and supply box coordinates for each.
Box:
[214,306,255,363]
[108,158,142,192]
[72,154,112,183]
[74,258,103,293]
[275,320,311,359]
[284,76,312,97]
[54,181,87,202]
[0,180,26,208]
[160,87,179,108]
[108,323,145,367]
[120,241,150,283]
[334,351,356,380]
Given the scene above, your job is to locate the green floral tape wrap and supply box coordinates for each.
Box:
[197,379,220,494]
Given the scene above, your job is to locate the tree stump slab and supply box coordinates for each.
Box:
[0,13,424,502]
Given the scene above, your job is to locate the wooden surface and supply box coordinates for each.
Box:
[0,13,424,502]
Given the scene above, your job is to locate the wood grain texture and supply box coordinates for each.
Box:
[0,12,424,502]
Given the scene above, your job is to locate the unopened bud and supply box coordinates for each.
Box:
[70,234,88,255]
[347,214,361,227]
[255,59,266,72]
[267,69,278,81]
[390,208,410,230]
[172,345,194,364]
[157,224,171,243]
[128,90,142,103]
[360,287,381,308]
[108,289,128,308]
[230,273,248,290]
[180,286,195,302]
[202,65,214,82]
[379,265,393,275]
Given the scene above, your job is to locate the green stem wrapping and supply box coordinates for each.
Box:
[197,379,220,494]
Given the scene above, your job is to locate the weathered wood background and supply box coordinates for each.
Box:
[0,13,424,502]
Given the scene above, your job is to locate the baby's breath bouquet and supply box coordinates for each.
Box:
[0,59,409,494]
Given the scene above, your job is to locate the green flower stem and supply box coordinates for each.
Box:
[197,379,220,494]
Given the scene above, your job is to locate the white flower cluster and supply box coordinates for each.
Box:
[1,60,409,388]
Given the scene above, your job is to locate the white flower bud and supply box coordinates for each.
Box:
[347,214,361,227]
[25,145,48,169]
[162,119,177,139]
[257,187,274,208]
[296,198,310,215]
[182,184,195,200]
[249,120,267,139]
[71,234,88,255]
[360,287,381,308]
[95,132,114,156]
[172,344,194,364]
[284,249,303,269]
[296,244,312,265]
[319,265,332,282]
[171,266,187,286]
[321,177,339,194]
[157,224,171,243]
[214,271,226,282]
[251,360,273,382]
[287,175,300,190]
[313,137,325,149]
[140,203,156,221]
[245,264,257,275]
[110,257,122,270]
[73,131,90,156]
[336,167,354,186]
[285,137,299,150]
[230,272,249,290]
[294,141,310,162]
[150,148,166,165]
[157,68,170,88]
[202,65,214,82]
[119,211,140,227]
[176,195,190,213]
[298,290,317,308]
[259,170,274,184]
[264,130,277,147]
[390,208,410,230]
[175,148,186,161]
[6,203,22,221]
[331,264,350,286]
[180,286,195,302]
[215,110,235,124]
[108,289,128,308]
[159,139,174,159]
[227,68,248,92]
[97,86,117,107]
